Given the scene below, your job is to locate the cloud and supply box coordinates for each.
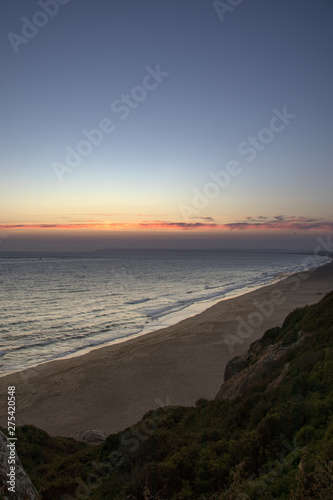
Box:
[55,213,122,218]
[192,216,216,222]
[245,215,268,221]
[139,221,218,230]
[135,213,169,217]
[1,216,332,232]
[225,218,333,231]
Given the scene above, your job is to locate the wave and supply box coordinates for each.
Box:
[126,298,151,305]
[7,319,36,327]
[9,339,57,352]
[139,257,329,323]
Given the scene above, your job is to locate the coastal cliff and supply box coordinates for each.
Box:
[216,328,305,401]
[215,290,332,403]
[1,291,333,499]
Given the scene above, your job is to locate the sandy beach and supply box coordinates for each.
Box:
[0,261,332,439]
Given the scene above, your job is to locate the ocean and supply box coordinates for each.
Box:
[0,250,330,376]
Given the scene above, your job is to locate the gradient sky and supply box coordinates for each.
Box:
[1,0,333,251]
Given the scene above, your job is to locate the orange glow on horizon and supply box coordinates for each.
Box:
[0,218,333,233]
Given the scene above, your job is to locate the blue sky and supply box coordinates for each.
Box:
[1,0,333,250]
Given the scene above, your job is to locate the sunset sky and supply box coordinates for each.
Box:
[1,0,333,251]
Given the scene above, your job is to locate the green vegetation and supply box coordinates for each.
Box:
[3,291,333,499]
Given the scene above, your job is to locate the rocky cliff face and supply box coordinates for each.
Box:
[215,328,305,401]
[0,431,39,499]
[77,429,106,443]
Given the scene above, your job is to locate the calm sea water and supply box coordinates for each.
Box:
[0,250,330,376]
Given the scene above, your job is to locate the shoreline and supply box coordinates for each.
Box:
[0,261,332,438]
[1,255,330,379]
[0,272,292,379]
